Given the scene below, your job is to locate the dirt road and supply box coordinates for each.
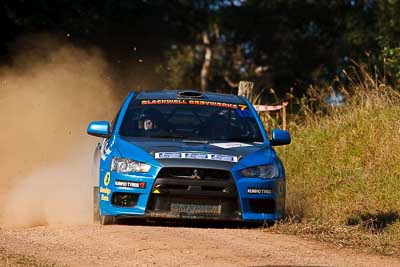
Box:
[1,223,399,267]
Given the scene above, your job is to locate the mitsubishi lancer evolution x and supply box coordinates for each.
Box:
[87,90,290,225]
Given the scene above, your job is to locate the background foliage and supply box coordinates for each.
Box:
[1,0,400,95]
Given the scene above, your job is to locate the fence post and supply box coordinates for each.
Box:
[238,81,254,103]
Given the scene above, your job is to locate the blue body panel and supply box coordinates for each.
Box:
[94,90,288,222]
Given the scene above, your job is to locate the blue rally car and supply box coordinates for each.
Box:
[87,90,290,225]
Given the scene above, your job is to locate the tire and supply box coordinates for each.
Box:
[93,186,99,222]
[94,186,116,225]
[265,220,276,227]
[100,215,116,225]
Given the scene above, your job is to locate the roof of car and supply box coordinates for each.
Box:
[135,90,245,104]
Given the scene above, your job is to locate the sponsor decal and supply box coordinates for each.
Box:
[154,152,238,162]
[115,180,146,189]
[210,142,253,149]
[141,99,239,109]
[103,172,111,186]
[153,189,161,194]
[101,137,115,161]
[101,147,112,160]
[100,186,111,202]
[100,186,111,195]
[238,104,247,110]
[247,188,272,195]
[155,152,181,159]
[100,172,111,202]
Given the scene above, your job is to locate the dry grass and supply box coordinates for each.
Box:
[271,219,400,256]
[270,63,400,256]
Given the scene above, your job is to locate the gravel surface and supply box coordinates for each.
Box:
[1,223,399,266]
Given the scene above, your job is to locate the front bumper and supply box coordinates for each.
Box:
[98,168,285,222]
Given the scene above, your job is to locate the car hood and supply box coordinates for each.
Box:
[117,137,275,170]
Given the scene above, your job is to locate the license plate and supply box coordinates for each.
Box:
[170,203,221,214]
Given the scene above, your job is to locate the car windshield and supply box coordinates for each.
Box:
[119,99,264,142]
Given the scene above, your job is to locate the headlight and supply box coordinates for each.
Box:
[241,164,279,179]
[111,157,151,173]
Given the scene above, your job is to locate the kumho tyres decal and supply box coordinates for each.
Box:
[115,180,146,189]
[141,99,247,110]
[247,188,272,195]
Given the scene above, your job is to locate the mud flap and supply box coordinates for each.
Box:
[93,186,99,222]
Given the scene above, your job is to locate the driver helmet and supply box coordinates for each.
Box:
[138,109,161,131]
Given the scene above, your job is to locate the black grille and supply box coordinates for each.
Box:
[249,199,275,214]
[146,167,241,219]
[157,168,231,181]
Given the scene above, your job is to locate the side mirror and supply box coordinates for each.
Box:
[87,121,111,138]
[270,129,291,146]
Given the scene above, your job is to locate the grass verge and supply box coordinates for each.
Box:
[271,65,400,256]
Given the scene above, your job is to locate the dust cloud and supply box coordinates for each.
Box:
[0,35,117,226]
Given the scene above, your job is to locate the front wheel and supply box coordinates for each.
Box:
[94,186,116,225]
[100,215,116,225]
[93,186,99,222]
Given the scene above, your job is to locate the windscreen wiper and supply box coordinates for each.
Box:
[224,137,259,142]
[149,134,209,143]
[149,134,187,139]
[182,139,209,144]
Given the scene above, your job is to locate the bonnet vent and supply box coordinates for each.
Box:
[177,90,203,98]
